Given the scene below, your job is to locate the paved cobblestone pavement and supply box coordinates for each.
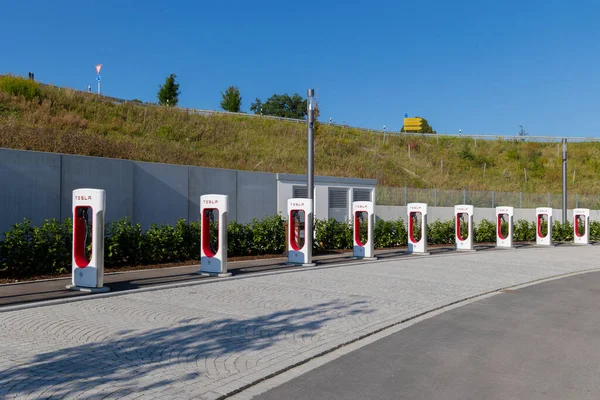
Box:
[0,246,598,399]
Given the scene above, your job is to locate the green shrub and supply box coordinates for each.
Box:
[250,214,285,254]
[394,218,408,247]
[499,220,509,239]
[514,219,535,242]
[373,219,396,248]
[458,217,470,240]
[33,219,72,275]
[358,217,369,246]
[176,219,200,260]
[576,219,585,237]
[538,219,549,238]
[552,221,573,242]
[141,223,185,264]
[105,218,144,266]
[0,218,71,277]
[474,219,496,243]
[0,75,42,101]
[590,221,600,241]
[102,218,199,266]
[314,218,352,251]
[427,220,455,244]
[228,221,252,256]
[0,219,36,276]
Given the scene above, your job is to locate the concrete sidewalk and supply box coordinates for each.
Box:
[0,245,596,399]
[0,244,502,308]
[0,251,377,307]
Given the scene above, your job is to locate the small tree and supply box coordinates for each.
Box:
[157,74,181,106]
[518,125,528,136]
[249,98,263,114]
[220,86,242,112]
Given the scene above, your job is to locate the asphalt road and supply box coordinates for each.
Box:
[257,270,600,400]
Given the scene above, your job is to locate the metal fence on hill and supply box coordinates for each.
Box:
[376,186,600,210]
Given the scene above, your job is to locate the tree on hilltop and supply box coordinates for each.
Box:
[250,98,263,114]
[157,74,181,106]
[518,125,529,136]
[250,93,307,119]
[220,86,242,112]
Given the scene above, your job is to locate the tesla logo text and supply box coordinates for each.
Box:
[203,200,219,205]
[291,202,304,207]
[76,196,92,201]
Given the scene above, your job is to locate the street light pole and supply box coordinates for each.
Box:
[562,138,568,223]
[307,89,315,213]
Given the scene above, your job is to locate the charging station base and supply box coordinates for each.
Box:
[197,272,232,277]
[66,285,110,293]
[286,263,317,267]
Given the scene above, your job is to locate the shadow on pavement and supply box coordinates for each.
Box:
[0,300,375,399]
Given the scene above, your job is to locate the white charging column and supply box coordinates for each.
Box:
[198,194,230,277]
[455,205,474,251]
[496,206,514,248]
[407,203,429,254]
[573,208,590,245]
[68,188,109,292]
[535,207,553,246]
[352,201,376,260]
[287,198,315,266]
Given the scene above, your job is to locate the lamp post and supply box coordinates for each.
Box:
[307,89,315,214]
[562,138,567,223]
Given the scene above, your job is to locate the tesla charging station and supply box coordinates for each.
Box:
[535,207,553,246]
[496,206,514,248]
[67,188,109,292]
[198,194,230,276]
[407,203,429,254]
[353,201,376,260]
[455,205,474,251]
[287,198,315,266]
[573,208,590,245]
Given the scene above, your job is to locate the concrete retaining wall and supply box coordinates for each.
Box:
[0,148,278,233]
[0,148,376,234]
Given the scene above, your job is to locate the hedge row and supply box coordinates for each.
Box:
[0,216,595,278]
[0,215,286,278]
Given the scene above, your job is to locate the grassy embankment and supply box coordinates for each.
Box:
[1,75,600,201]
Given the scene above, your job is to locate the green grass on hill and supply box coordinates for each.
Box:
[1,75,600,195]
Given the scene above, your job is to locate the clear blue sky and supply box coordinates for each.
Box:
[2,0,600,136]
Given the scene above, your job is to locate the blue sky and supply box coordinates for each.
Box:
[2,0,600,136]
